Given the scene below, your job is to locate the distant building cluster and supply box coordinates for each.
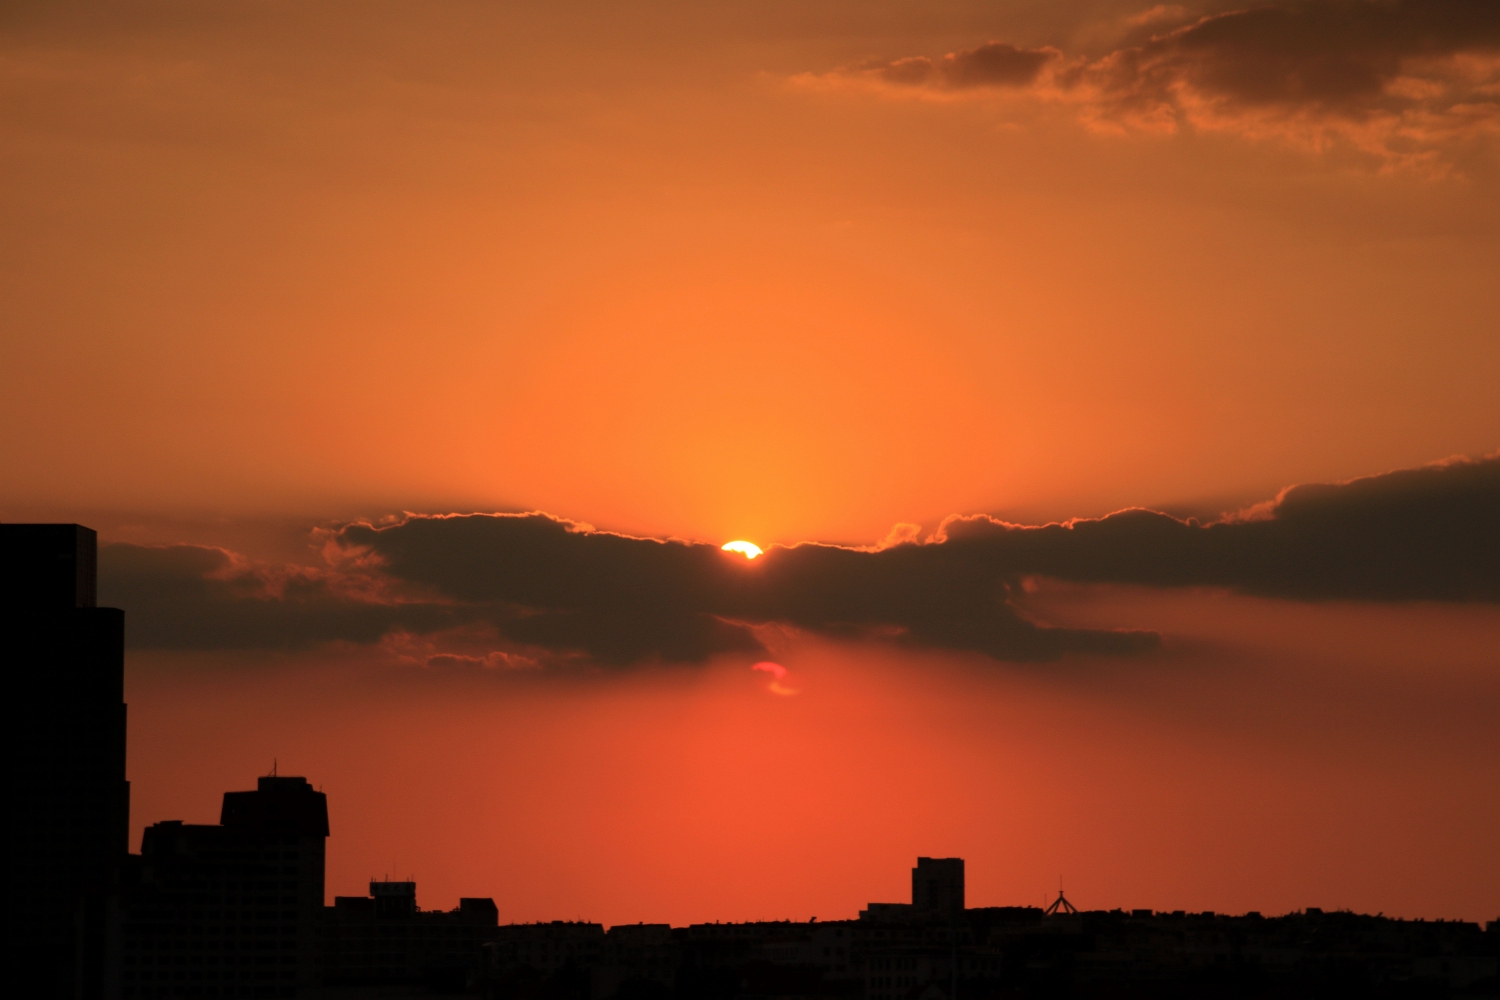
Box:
[485,904,1500,1000]
[6,524,1499,1000]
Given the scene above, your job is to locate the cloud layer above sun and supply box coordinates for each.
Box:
[97,454,1499,668]
[805,0,1500,169]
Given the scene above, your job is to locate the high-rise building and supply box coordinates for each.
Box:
[911,857,964,919]
[121,776,329,999]
[5,524,130,999]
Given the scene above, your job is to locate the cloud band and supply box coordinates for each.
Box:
[97,454,1499,666]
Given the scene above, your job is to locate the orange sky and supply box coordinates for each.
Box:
[123,589,1500,923]
[6,0,1499,542]
[3,1,1498,923]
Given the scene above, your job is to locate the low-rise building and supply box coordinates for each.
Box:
[321,880,498,991]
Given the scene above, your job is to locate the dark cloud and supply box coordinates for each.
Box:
[1082,0,1500,114]
[97,542,455,650]
[333,514,1152,665]
[822,1,1500,166]
[96,455,1497,667]
[938,455,1500,602]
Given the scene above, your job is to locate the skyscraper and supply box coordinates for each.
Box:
[4,524,131,999]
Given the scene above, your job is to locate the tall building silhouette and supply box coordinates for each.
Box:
[4,524,130,999]
[912,857,964,919]
[121,776,329,999]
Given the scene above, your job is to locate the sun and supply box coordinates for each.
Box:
[721,540,763,559]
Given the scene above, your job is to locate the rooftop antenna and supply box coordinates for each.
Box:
[271,758,278,777]
[1045,876,1077,915]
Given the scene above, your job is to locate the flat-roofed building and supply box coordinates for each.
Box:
[321,881,498,992]
[120,776,328,999]
[5,524,130,999]
[911,858,964,920]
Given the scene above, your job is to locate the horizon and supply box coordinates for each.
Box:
[122,764,1494,927]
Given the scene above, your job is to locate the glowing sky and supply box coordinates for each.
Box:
[3,1,1497,923]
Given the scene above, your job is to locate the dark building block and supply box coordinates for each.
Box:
[2,522,99,607]
[912,858,964,920]
[121,777,328,999]
[322,881,499,991]
[5,523,128,999]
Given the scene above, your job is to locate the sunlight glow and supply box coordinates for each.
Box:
[752,661,799,696]
[722,540,763,559]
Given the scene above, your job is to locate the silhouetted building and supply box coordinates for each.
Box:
[120,775,329,999]
[446,857,1500,1000]
[322,880,498,991]
[911,858,963,920]
[5,524,130,999]
[671,920,857,983]
[857,904,914,924]
[371,879,418,919]
[594,923,679,997]
[859,857,965,927]
[482,859,1499,1000]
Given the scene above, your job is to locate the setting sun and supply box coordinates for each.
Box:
[721,540,763,559]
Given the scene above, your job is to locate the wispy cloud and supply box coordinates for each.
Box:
[851,41,1061,92]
